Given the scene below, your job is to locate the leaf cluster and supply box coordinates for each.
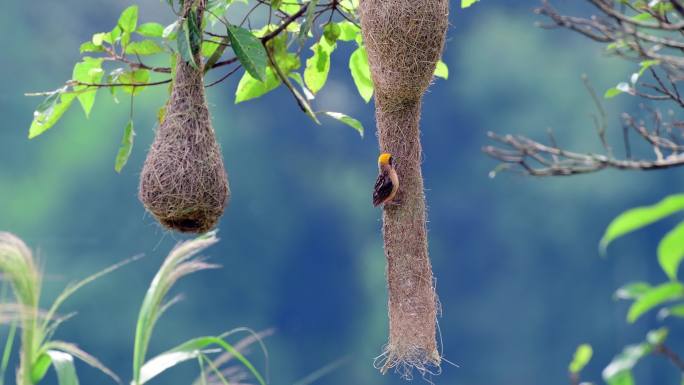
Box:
[26,0,450,172]
[566,194,684,384]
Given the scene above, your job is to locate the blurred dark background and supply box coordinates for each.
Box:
[3,0,684,384]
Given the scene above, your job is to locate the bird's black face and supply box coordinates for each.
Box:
[388,156,394,166]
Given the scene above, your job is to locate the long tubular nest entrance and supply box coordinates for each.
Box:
[359,0,449,377]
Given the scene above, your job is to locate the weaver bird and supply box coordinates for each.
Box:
[373,153,399,206]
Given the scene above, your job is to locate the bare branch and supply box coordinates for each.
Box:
[485,0,684,177]
[484,115,684,177]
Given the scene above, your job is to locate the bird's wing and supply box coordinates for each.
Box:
[373,171,394,206]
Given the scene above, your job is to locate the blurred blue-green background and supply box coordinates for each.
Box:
[3,1,684,384]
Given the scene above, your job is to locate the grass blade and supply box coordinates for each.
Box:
[140,336,265,385]
[192,328,272,385]
[45,341,121,384]
[132,232,219,384]
[0,320,16,385]
[46,350,80,385]
[44,254,143,331]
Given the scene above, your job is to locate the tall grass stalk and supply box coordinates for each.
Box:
[0,232,132,385]
[0,233,43,385]
[132,231,220,385]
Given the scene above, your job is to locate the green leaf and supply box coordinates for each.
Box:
[118,69,150,95]
[187,9,202,55]
[126,40,165,55]
[602,344,650,385]
[304,38,334,94]
[615,282,652,300]
[339,0,358,11]
[462,0,480,8]
[658,304,684,319]
[208,0,243,18]
[604,87,623,99]
[600,194,684,254]
[204,37,228,73]
[646,327,668,346]
[235,67,281,103]
[29,92,77,139]
[349,46,373,103]
[658,221,684,280]
[139,336,265,385]
[115,120,135,173]
[110,26,123,45]
[177,18,198,69]
[323,22,341,45]
[121,31,132,50]
[162,20,180,40]
[92,32,109,46]
[632,12,654,22]
[298,0,320,43]
[201,39,221,59]
[46,350,80,385]
[31,353,52,384]
[137,22,165,38]
[279,2,300,15]
[73,57,104,117]
[569,344,593,374]
[118,5,138,33]
[227,25,268,82]
[323,111,364,137]
[638,60,660,77]
[627,282,684,323]
[604,369,634,385]
[337,21,360,42]
[289,72,315,101]
[79,42,104,53]
[434,60,449,79]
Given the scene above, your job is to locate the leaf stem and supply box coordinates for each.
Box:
[654,344,684,372]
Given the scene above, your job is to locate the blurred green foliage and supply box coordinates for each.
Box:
[568,194,684,384]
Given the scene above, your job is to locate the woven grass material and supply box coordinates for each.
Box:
[359,0,449,107]
[359,0,448,377]
[139,4,229,233]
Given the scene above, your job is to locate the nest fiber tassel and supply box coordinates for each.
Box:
[359,0,449,376]
[139,3,229,233]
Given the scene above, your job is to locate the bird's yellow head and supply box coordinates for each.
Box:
[378,153,393,166]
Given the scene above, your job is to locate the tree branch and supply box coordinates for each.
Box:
[484,129,684,177]
[485,0,684,177]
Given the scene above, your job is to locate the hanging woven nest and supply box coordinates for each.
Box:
[139,5,229,233]
[359,0,449,377]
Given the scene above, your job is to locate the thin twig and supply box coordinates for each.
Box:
[654,344,684,372]
[486,0,684,177]
[205,65,242,87]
